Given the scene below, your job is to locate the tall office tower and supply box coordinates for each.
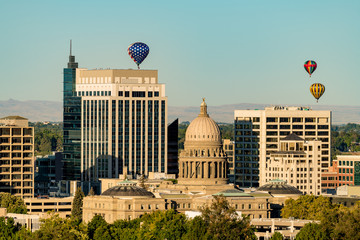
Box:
[0,116,34,198]
[62,42,81,181]
[75,69,167,185]
[234,106,331,188]
[167,119,179,175]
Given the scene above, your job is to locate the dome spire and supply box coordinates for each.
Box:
[199,98,209,117]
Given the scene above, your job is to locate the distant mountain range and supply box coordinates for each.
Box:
[0,99,359,125]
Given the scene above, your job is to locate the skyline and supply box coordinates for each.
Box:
[1,1,360,107]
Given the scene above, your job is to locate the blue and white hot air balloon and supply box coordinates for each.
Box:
[127,42,149,69]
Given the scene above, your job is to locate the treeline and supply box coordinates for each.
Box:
[282,195,360,240]
[332,123,360,158]
[30,121,360,158]
[30,122,63,156]
[0,196,257,240]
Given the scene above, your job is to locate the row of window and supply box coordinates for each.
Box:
[78,91,111,96]
[266,117,328,123]
[0,128,33,136]
[77,90,161,98]
[338,168,354,174]
[338,160,358,166]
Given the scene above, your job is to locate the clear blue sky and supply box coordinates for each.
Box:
[0,0,359,107]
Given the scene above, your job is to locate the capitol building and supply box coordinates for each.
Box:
[82,100,301,223]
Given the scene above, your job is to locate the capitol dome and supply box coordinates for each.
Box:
[178,98,228,186]
[101,179,154,198]
[185,99,221,143]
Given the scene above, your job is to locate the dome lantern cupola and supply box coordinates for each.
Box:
[199,98,209,117]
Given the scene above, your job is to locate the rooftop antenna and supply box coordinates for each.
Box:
[67,40,78,69]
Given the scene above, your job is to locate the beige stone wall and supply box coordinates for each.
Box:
[82,194,272,223]
[267,140,322,195]
[83,196,166,223]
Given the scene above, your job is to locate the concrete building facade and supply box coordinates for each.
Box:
[267,134,322,195]
[24,197,73,218]
[0,116,34,198]
[234,106,331,187]
[75,69,168,189]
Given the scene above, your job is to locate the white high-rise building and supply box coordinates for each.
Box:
[267,134,322,195]
[75,69,167,184]
[234,106,331,188]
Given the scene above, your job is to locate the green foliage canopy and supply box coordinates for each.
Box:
[30,122,63,155]
[71,187,85,222]
[0,193,27,214]
[281,195,340,220]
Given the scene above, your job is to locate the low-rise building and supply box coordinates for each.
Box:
[251,218,319,240]
[322,154,360,193]
[83,179,272,223]
[24,197,73,218]
[0,208,40,232]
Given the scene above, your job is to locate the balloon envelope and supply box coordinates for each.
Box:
[304,60,317,76]
[310,83,325,102]
[127,42,149,69]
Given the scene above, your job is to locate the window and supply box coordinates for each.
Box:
[132,91,145,97]
[154,91,159,97]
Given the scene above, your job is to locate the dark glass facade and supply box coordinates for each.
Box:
[167,118,178,175]
[62,56,81,181]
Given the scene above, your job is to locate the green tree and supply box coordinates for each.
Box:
[72,187,85,221]
[109,218,140,240]
[281,195,338,220]
[138,174,147,190]
[219,124,234,140]
[89,187,95,196]
[331,204,360,240]
[87,215,108,240]
[296,223,328,240]
[31,122,63,155]
[138,209,187,240]
[56,137,63,152]
[0,217,22,239]
[183,216,210,240]
[200,195,256,240]
[93,225,112,240]
[33,212,87,240]
[0,192,27,214]
[39,137,52,155]
[270,231,284,240]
